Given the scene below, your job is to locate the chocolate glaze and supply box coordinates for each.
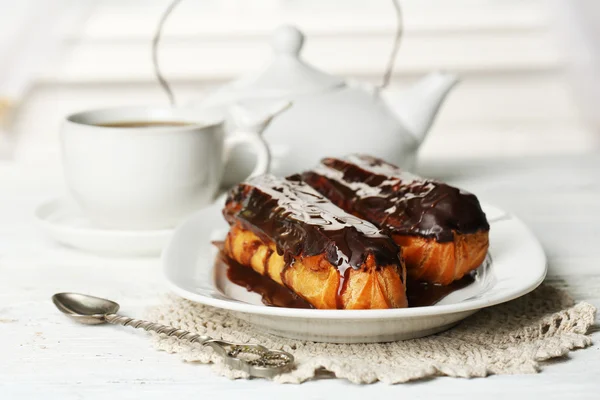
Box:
[300,155,489,243]
[223,175,403,277]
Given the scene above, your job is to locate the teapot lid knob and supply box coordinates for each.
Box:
[194,25,344,106]
[272,25,304,56]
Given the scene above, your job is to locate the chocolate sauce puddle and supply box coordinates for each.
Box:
[214,242,313,309]
[215,242,473,309]
[406,274,474,308]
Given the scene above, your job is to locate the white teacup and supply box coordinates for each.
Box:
[61,106,271,230]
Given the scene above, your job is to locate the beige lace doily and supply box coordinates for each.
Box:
[146,284,596,384]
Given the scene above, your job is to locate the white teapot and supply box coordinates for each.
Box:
[192,25,458,183]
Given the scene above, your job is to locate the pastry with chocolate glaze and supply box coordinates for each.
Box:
[222,174,408,309]
[300,155,490,285]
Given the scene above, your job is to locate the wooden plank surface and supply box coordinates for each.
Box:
[0,154,599,399]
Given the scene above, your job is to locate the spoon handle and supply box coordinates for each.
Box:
[104,313,211,344]
[104,313,295,377]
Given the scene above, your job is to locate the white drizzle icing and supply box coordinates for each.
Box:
[246,174,386,238]
[245,174,391,268]
[344,154,474,197]
[344,154,422,184]
[314,154,452,204]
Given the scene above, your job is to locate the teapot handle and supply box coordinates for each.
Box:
[152,0,404,101]
[151,0,184,105]
[381,0,403,89]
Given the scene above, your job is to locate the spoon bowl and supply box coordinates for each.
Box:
[52,292,120,325]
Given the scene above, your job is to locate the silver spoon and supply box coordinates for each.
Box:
[52,292,294,378]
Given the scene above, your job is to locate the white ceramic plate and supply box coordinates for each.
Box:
[35,197,172,257]
[162,202,547,343]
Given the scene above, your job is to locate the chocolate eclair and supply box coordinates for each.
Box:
[300,155,490,285]
[222,174,408,309]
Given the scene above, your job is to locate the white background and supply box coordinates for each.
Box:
[1,0,598,165]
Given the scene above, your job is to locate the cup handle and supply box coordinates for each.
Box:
[223,131,271,180]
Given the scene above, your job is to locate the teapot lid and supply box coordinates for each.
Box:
[201,25,345,105]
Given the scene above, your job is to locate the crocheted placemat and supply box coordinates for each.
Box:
[146,284,596,384]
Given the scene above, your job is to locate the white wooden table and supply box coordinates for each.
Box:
[1,154,599,399]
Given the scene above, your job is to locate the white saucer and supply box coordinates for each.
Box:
[162,202,547,343]
[35,198,172,257]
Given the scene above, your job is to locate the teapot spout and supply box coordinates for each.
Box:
[228,100,292,134]
[385,72,459,145]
